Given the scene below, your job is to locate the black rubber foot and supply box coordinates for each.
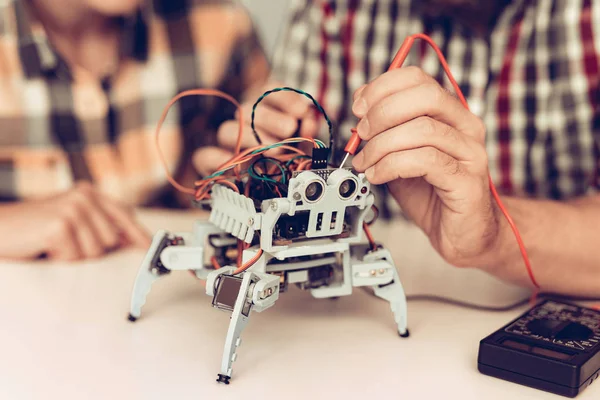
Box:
[216,374,231,385]
[399,328,410,338]
[127,314,138,322]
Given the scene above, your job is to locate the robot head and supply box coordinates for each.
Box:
[257,168,374,251]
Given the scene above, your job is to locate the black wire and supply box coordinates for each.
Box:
[404,295,530,312]
[250,87,335,161]
[364,291,600,313]
[250,157,287,181]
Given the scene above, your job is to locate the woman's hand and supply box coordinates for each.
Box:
[0,182,150,261]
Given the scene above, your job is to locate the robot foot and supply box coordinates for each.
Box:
[398,328,410,338]
[127,313,138,322]
[216,374,231,385]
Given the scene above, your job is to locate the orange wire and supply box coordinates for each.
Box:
[297,159,312,171]
[236,239,243,267]
[194,178,241,201]
[214,179,239,192]
[232,248,264,275]
[363,223,377,251]
[392,34,539,289]
[529,291,539,307]
[214,138,314,172]
[210,256,222,270]
[155,89,244,195]
[191,139,312,200]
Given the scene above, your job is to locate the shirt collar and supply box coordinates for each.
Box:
[14,0,149,80]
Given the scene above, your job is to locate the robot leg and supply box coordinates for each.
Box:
[373,266,409,337]
[206,266,279,384]
[128,230,173,322]
[351,245,409,337]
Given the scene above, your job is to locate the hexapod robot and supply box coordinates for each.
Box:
[127,166,409,384]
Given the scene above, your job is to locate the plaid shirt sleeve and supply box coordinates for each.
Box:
[0,0,269,205]
[273,0,600,201]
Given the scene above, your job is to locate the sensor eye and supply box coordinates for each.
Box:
[304,181,324,202]
[338,178,357,199]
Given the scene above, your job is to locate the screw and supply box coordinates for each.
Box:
[248,217,254,226]
[270,201,278,211]
[370,269,376,276]
[293,192,301,201]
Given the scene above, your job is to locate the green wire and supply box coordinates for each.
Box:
[248,158,286,184]
[253,158,287,184]
[314,139,326,148]
[250,87,334,152]
[202,138,319,182]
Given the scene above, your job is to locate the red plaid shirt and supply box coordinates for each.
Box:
[273,0,600,200]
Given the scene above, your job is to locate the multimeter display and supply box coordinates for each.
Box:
[478,300,600,398]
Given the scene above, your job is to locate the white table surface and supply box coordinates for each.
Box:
[0,209,597,400]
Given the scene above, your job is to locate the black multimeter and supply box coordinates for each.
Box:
[478,300,600,397]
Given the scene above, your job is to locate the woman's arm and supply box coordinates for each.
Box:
[0,183,150,261]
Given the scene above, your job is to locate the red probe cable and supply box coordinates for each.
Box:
[344,33,539,289]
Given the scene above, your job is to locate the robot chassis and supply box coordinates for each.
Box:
[127,167,409,384]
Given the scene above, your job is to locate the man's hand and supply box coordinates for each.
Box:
[193,82,318,176]
[0,182,151,261]
[351,66,498,268]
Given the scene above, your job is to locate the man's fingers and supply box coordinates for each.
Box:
[258,88,312,118]
[242,103,299,139]
[364,146,467,192]
[97,195,151,249]
[217,120,257,150]
[353,117,485,172]
[356,82,482,142]
[217,120,279,151]
[353,84,367,102]
[193,147,236,176]
[352,67,435,117]
[297,116,319,138]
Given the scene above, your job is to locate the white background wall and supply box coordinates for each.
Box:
[240,0,291,58]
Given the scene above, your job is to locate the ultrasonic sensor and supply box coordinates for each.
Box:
[338,178,358,199]
[305,181,324,202]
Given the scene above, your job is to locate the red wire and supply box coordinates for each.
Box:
[363,223,377,251]
[154,89,244,195]
[232,248,263,275]
[210,256,222,270]
[353,33,539,289]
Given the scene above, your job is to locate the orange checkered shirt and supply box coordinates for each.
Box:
[0,0,268,206]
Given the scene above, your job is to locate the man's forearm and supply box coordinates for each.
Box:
[482,194,600,297]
